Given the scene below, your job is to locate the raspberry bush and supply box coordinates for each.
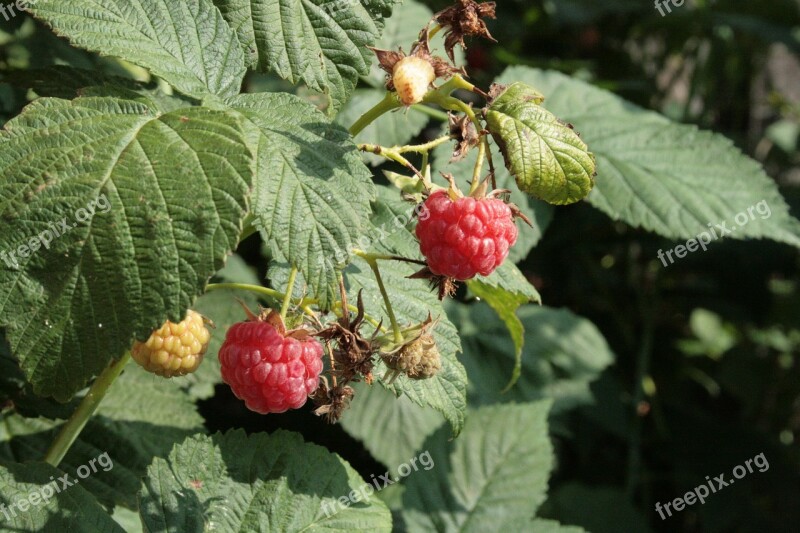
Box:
[1,0,798,531]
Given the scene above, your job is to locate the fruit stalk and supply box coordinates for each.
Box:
[366,258,403,343]
[280,266,299,321]
[349,91,403,137]
[44,351,131,467]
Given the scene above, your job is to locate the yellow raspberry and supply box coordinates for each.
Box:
[393,56,435,106]
[132,310,211,377]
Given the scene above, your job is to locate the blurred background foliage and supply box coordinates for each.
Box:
[2,0,800,531]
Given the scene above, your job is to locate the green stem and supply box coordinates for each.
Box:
[349,91,402,137]
[353,249,426,266]
[44,352,131,467]
[206,282,386,332]
[423,90,488,191]
[358,143,422,177]
[396,134,453,154]
[280,267,298,320]
[365,258,402,342]
[411,104,450,122]
[206,282,287,303]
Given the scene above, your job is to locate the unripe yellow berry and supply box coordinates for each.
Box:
[132,310,210,378]
[393,56,435,106]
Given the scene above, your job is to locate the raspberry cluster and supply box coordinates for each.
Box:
[131,310,210,378]
[416,190,518,280]
[219,319,323,414]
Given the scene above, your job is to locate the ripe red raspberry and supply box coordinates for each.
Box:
[218,316,323,414]
[415,190,518,280]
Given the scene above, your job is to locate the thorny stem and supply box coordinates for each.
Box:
[357,135,453,180]
[358,144,423,178]
[423,88,490,194]
[365,258,403,343]
[353,249,427,266]
[205,283,385,332]
[280,267,298,320]
[44,351,131,467]
[349,91,403,137]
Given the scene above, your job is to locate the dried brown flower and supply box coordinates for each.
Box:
[434,0,497,62]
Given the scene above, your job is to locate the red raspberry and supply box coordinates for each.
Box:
[415,191,518,280]
[219,319,324,414]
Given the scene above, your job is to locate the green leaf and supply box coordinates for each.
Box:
[336,89,429,166]
[467,262,541,391]
[28,0,246,98]
[453,304,615,413]
[473,261,541,304]
[139,430,392,532]
[485,82,597,205]
[0,461,124,532]
[0,364,205,510]
[214,0,396,114]
[496,67,800,246]
[227,92,375,308]
[0,97,253,400]
[467,279,530,392]
[401,402,554,532]
[340,382,445,468]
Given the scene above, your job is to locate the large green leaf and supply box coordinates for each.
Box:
[0,461,124,532]
[340,382,445,469]
[0,364,205,510]
[496,67,800,246]
[452,303,615,413]
[227,92,375,308]
[401,402,554,533]
[214,0,396,114]
[139,430,393,532]
[28,0,246,99]
[485,82,597,205]
[0,97,253,400]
